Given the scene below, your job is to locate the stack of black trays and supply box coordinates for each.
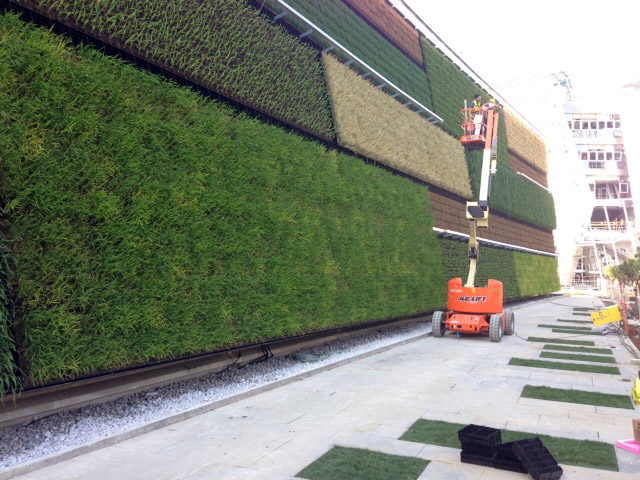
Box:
[458,425,562,479]
[458,424,503,468]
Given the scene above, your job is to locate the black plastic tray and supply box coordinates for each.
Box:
[460,440,497,456]
[494,441,527,474]
[512,438,563,480]
[460,451,495,468]
[457,424,502,447]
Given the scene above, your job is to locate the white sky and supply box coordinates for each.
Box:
[402,0,639,110]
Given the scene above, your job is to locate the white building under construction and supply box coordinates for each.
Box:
[564,104,638,290]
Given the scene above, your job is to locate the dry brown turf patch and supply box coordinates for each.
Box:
[504,110,547,172]
[322,53,472,198]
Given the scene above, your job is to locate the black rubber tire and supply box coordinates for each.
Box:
[489,314,503,342]
[432,311,445,338]
[504,310,515,335]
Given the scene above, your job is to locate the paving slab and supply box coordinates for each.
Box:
[7,296,640,480]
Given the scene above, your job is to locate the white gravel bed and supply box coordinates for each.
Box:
[0,320,430,470]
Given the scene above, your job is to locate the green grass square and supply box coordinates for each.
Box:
[543,344,612,355]
[521,385,633,409]
[297,446,428,480]
[400,419,618,471]
[540,351,617,364]
[527,337,595,346]
[509,357,620,374]
[551,328,601,336]
[538,324,591,331]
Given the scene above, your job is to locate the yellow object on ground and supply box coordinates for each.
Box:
[591,306,621,326]
[633,378,640,407]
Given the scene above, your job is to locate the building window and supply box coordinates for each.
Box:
[620,182,629,194]
[607,121,613,128]
[606,152,613,160]
[581,152,588,160]
[598,121,605,129]
[589,152,596,160]
[589,161,604,169]
[574,121,580,129]
[615,152,621,161]
[582,121,589,129]
[598,152,604,160]
[590,121,596,129]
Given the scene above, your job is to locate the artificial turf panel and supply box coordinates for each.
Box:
[521,385,633,410]
[400,419,618,471]
[538,324,591,331]
[551,329,601,336]
[509,358,620,375]
[0,14,450,387]
[557,319,592,324]
[297,446,428,480]
[543,344,612,355]
[527,337,595,346]
[573,312,593,317]
[539,351,617,364]
[573,307,595,311]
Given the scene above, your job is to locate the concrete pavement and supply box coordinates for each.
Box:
[9,296,640,479]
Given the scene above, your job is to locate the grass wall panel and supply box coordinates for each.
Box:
[504,110,548,173]
[13,0,335,139]
[323,53,472,198]
[276,0,433,111]
[514,252,560,297]
[420,36,489,138]
[342,0,423,66]
[0,239,18,396]
[439,239,520,300]
[440,239,559,299]
[0,14,447,386]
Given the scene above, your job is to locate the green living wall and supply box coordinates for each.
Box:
[0,236,18,395]
[13,0,335,139]
[420,37,489,138]
[439,239,559,300]
[270,0,433,111]
[514,252,560,297]
[0,14,447,388]
[422,37,556,231]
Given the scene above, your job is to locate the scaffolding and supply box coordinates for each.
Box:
[565,106,638,292]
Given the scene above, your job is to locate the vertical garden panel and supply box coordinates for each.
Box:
[0,14,447,387]
[13,0,335,139]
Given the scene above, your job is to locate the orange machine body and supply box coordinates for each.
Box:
[444,277,504,334]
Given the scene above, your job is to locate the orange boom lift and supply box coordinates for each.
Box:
[432,102,514,342]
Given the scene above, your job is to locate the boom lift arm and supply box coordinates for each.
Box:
[460,107,500,287]
[431,103,512,343]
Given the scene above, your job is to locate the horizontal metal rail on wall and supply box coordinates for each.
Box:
[434,227,558,257]
[516,172,551,192]
[275,0,443,124]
